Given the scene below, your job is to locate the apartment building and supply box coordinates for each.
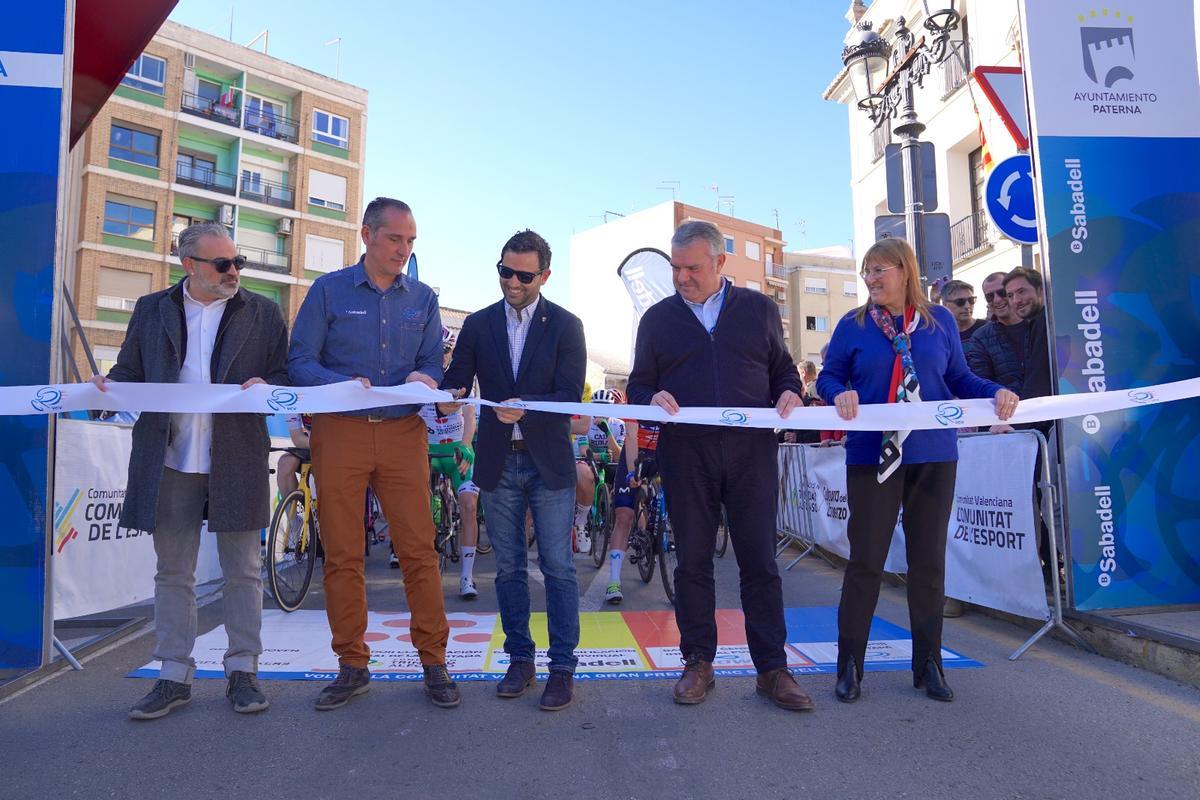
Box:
[68,20,367,375]
[567,201,789,370]
[784,245,858,366]
[824,0,1029,305]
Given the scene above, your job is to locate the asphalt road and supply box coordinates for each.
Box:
[2,536,1198,800]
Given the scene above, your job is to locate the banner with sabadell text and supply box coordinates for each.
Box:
[0,4,67,669]
[1021,0,1200,609]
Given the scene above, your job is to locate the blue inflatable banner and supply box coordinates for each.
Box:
[1021,0,1200,610]
[0,3,67,669]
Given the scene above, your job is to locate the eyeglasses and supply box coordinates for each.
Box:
[984,288,1007,302]
[860,265,898,280]
[496,262,545,284]
[948,297,976,308]
[189,255,247,274]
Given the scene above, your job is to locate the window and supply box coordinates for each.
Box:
[176,152,217,184]
[196,78,222,106]
[843,280,858,297]
[746,279,762,292]
[103,195,156,241]
[312,109,350,149]
[968,146,986,217]
[305,234,346,273]
[97,267,151,311]
[745,241,761,260]
[122,53,166,95]
[805,316,828,332]
[241,169,264,196]
[109,124,159,167]
[308,169,347,211]
[804,277,828,294]
[723,235,734,254]
[245,95,286,136]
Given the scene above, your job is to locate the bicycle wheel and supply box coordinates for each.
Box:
[446,488,461,564]
[267,490,316,612]
[475,497,492,554]
[591,485,612,568]
[634,528,655,583]
[715,505,730,558]
[657,503,678,607]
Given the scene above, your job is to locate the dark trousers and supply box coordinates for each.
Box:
[658,427,786,672]
[838,460,957,679]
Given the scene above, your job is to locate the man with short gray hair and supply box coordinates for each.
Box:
[92,222,289,719]
[627,220,813,711]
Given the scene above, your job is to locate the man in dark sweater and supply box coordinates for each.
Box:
[964,270,1028,393]
[627,220,813,712]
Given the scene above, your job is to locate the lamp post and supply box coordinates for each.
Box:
[842,2,961,286]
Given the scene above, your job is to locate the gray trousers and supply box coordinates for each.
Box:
[153,468,263,683]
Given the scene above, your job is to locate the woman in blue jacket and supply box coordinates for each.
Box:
[817,238,1019,703]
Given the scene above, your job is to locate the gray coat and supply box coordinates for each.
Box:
[107,281,289,532]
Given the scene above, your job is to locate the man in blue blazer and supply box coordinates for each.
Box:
[440,229,586,711]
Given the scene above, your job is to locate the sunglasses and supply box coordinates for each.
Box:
[496,262,545,284]
[190,255,247,274]
[948,297,976,308]
[984,288,1007,302]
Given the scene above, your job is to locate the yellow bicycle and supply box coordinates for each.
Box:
[267,448,320,612]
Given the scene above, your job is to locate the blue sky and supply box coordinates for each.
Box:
[168,1,856,311]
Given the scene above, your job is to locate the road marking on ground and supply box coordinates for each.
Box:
[579,564,613,612]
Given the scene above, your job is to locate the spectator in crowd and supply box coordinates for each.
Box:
[1004,268,1052,401]
[940,279,987,342]
[964,271,1026,392]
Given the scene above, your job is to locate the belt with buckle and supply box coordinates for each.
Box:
[509,439,527,451]
[366,415,386,423]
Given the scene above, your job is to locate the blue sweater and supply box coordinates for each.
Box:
[817,304,1003,466]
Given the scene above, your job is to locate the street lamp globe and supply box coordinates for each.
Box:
[922,0,960,36]
[842,21,890,112]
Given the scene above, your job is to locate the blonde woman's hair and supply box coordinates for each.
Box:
[854,237,936,329]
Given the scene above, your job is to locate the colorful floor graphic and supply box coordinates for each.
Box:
[131,606,982,681]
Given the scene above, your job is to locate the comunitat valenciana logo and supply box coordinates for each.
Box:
[934,402,964,427]
[1078,9,1135,88]
[266,388,300,412]
[720,409,749,426]
[30,386,64,412]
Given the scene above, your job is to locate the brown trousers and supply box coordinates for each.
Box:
[311,414,448,667]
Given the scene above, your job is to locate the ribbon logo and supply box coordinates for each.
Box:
[266,388,300,412]
[1127,390,1154,405]
[30,387,63,412]
[934,402,964,427]
[720,409,749,426]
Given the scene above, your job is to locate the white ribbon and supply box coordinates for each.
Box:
[4,376,1199,432]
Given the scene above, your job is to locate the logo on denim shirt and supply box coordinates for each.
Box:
[345,309,367,315]
[267,388,300,412]
[31,386,64,412]
[402,307,422,322]
[934,403,964,427]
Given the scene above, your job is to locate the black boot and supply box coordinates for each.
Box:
[835,656,861,703]
[914,656,954,702]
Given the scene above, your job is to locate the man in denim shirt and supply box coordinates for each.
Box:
[289,197,457,710]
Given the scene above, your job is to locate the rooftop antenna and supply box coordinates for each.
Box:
[771,208,781,229]
[718,196,735,216]
[708,184,720,210]
[657,181,680,202]
[324,37,342,80]
[228,3,234,41]
[246,29,269,55]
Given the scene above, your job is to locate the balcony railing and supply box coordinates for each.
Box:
[768,263,791,279]
[871,122,892,163]
[940,41,970,99]
[242,109,300,144]
[951,210,991,264]
[180,91,240,127]
[175,161,237,195]
[240,175,296,209]
[237,244,291,275]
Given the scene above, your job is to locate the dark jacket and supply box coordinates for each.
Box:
[441,296,585,492]
[1019,307,1054,400]
[965,319,1025,393]
[107,282,290,532]
[626,286,801,434]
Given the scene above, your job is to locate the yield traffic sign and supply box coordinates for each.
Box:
[985,154,1038,244]
[973,66,1030,151]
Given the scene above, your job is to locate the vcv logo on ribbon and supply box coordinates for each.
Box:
[1127,389,1155,404]
[720,409,749,426]
[30,386,63,412]
[934,402,964,427]
[266,388,300,412]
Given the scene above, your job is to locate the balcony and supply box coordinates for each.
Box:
[240,175,296,209]
[237,244,291,275]
[871,122,892,163]
[242,109,300,144]
[940,42,970,99]
[951,210,991,264]
[180,91,240,127]
[175,161,237,195]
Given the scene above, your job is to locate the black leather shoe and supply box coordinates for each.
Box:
[835,656,861,703]
[495,661,537,699]
[539,670,574,711]
[914,657,955,702]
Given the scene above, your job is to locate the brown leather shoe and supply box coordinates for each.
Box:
[423,664,461,708]
[757,668,814,711]
[673,656,715,705]
[495,661,537,698]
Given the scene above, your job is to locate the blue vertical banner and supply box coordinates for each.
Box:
[0,4,68,668]
[1021,0,1200,610]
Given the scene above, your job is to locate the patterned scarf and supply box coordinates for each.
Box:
[868,304,921,483]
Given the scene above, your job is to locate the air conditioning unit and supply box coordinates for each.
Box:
[219,204,235,225]
[276,217,293,236]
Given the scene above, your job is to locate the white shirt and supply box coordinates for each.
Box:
[164,280,229,473]
[505,299,537,440]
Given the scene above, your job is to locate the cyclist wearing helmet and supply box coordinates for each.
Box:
[572,388,624,552]
[418,327,482,598]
